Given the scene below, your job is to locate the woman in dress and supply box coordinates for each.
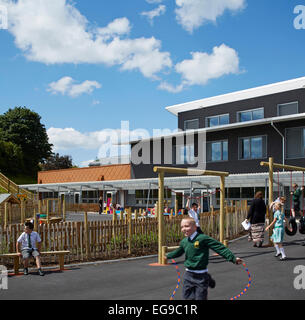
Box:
[246,191,266,247]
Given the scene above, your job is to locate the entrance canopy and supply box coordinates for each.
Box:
[19,171,305,193]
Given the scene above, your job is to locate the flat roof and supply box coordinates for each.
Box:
[19,171,305,193]
[166,76,305,116]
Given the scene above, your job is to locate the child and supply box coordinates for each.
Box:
[265,203,287,261]
[16,222,44,276]
[166,218,242,300]
[186,198,202,234]
[291,183,304,218]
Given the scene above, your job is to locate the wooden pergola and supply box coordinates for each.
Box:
[0,194,20,228]
[153,166,229,265]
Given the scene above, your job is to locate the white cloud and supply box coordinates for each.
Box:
[141,5,166,25]
[47,76,101,98]
[175,0,245,33]
[176,44,240,86]
[1,0,172,79]
[158,81,184,93]
[159,44,241,92]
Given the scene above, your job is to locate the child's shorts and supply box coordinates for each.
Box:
[21,249,40,259]
[183,271,209,300]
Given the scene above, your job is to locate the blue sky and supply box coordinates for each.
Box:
[1,0,305,166]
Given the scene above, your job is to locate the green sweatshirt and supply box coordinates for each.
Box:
[167,233,236,270]
[293,188,302,202]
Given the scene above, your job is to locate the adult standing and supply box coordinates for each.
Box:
[98,196,103,215]
[246,191,266,247]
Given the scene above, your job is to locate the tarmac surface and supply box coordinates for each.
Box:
[1,232,305,300]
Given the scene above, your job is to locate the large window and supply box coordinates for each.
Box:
[237,108,264,122]
[135,189,171,205]
[184,119,199,131]
[286,127,305,159]
[207,140,228,162]
[239,136,267,160]
[278,102,298,117]
[178,145,195,164]
[206,114,229,127]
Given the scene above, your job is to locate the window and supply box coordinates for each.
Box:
[207,140,228,162]
[286,127,305,159]
[237,108,264,122]
[278,102,298,116]
[184,119,199,131]
[179,145,195,164]
[206,114,229,127]
[239,136,267,160]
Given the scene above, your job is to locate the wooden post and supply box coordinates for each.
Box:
[59,253,65,271]
[14,256,20,275]
[113,205,117,222]
[120,210,124,221]
[268,157,274,246]
[9,202,12,225]
[158,172,165,264]
[47,200,50,224]
[62,198,66,222]
[170,209,173,219]
[175,199,178,216]
[4,202,8,229]
[162,246,168,265]
[84,212,90,260]
[220,176,225,244]
[38,200,42,213]
[128,209,132,255]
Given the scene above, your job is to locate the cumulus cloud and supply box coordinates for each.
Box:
[141,5,166,25]
[159,44,241,92]
[175,0,245,33]
[0,0,172,79]
[47,76,101,98]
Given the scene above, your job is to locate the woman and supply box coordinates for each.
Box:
[246,191,266,247]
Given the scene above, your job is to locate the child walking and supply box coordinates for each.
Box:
[186,198,203,234]
[265,203,287,261]
[166,218,242,300]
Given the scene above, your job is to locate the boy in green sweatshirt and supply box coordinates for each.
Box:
[167,218,242,300]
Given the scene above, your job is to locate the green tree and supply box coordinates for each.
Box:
[41,153,73,171]
[0,107,52,175]
[0,139,24,176]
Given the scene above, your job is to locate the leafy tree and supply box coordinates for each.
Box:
[0,107,52,175]
[0,139,24,176]
[41,153,74,171]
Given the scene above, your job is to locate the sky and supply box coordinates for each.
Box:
[1,0,305,167]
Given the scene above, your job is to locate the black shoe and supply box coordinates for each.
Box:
[280,256,287,261]
[253,243,257,247]
[23,268,29,275]
[275,253,281,257]
[38,269,44,276]
[207,273,216,289]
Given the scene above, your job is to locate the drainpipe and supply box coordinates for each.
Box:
[271,120,285,171]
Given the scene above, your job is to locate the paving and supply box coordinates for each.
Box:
[1,232,305,300]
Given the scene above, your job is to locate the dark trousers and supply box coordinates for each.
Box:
[183,271,209,300]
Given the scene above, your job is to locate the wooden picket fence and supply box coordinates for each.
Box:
[0,201,248,268]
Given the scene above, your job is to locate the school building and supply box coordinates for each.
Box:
[20,77,305,211]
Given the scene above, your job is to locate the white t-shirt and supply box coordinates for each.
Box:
[17,232,41,250]
[188,208,200,227]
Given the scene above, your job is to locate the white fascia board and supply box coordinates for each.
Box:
[166,77,305,116]
[126,113,305,145]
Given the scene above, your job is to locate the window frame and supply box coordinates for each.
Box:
[238,135,267,160]
[285,126,305,160]
[184,119,199,131]
[277,101,299,117]
[237,107,264,123]
[206,139,229,163]
[205,113,230,128]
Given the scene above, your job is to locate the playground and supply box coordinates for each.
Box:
[1,159,305,300]
[0,231,304,300]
